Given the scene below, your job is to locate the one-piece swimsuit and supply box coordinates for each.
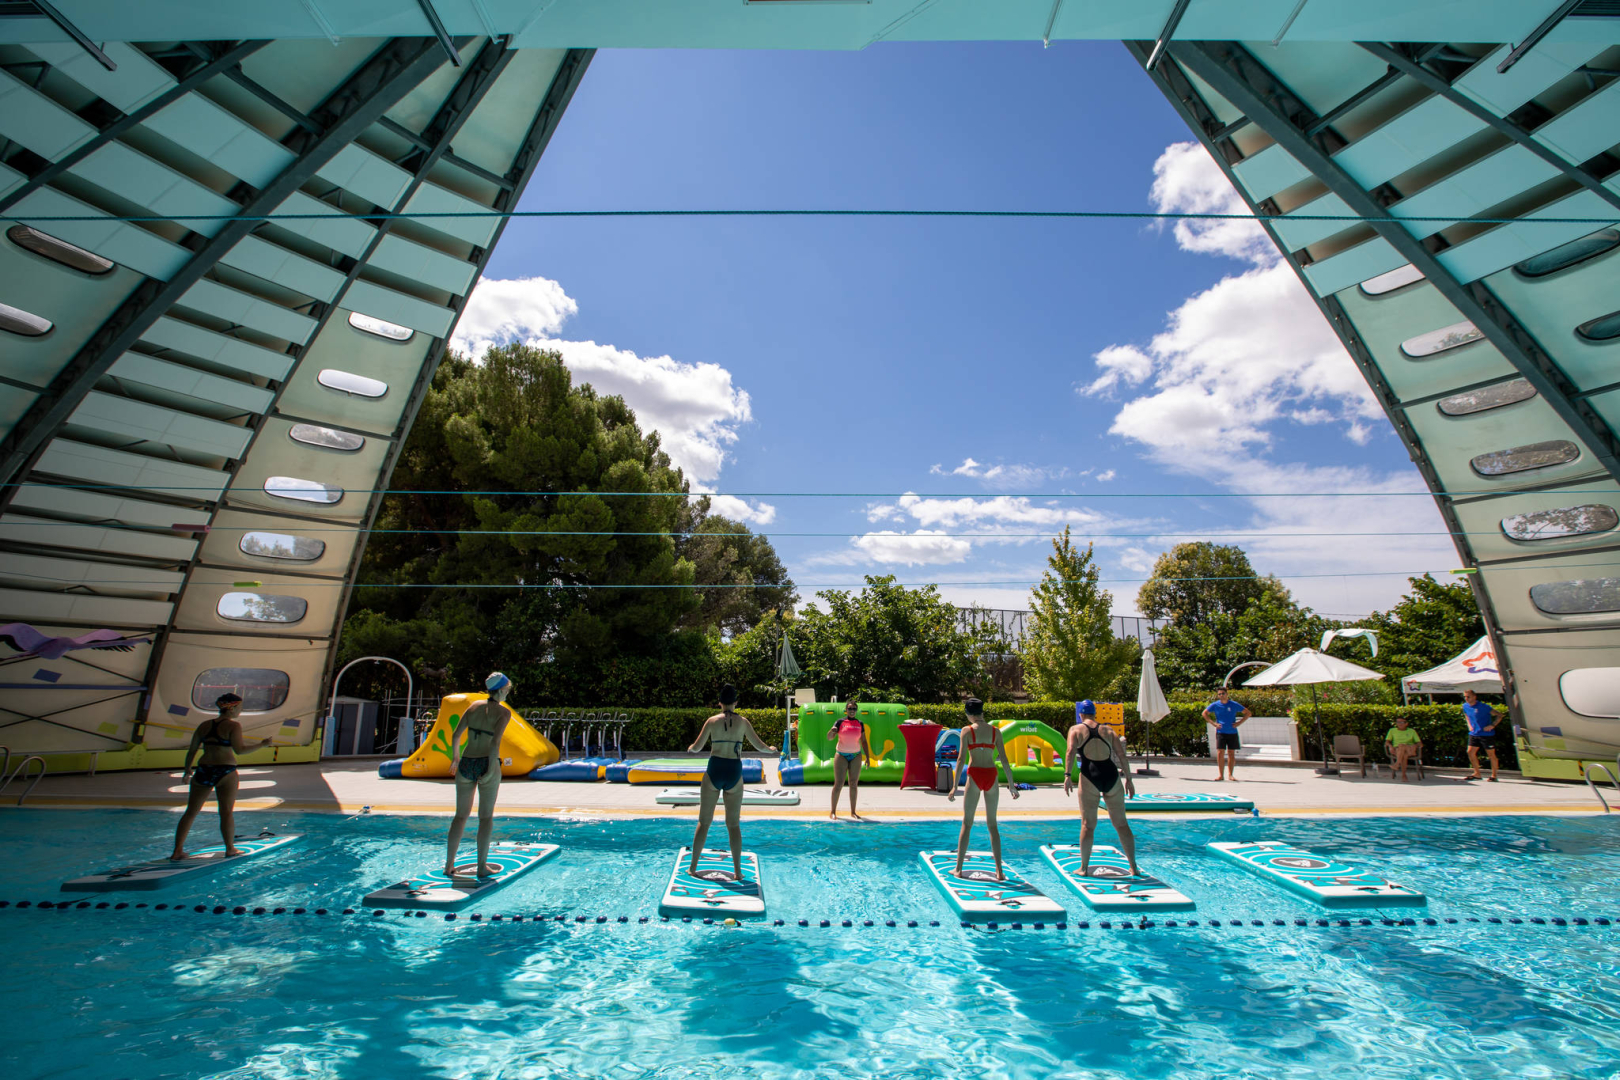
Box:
[1076,723,1120,794]
[965,727,999,792]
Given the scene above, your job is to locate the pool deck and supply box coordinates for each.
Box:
[14,756,1611,820]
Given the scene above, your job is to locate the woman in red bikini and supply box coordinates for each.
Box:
[947,697,1019,880]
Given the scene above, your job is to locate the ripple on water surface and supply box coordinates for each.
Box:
[1,810,1617,1080]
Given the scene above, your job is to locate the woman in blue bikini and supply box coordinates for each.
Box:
[826,700,874,820]
[687,684,772,881]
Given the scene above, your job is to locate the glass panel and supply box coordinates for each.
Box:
[1436,379,1536,416]
[0,301,52,337]
[1576,310,1620,343]
[191,667,290,712]
[7,224,114,274]
[265,475,343,504]
[1560,667,1620,718]
[217,591,308,623]
[317,368,387,398]
[348,311,413,342]
[1359,264,1424,296]
[1514,228,1620,278]
[240,531,326,561]
[1530,578,1620,616]
[1471,440,1579,477]
[1502,504,1619,541]
[289,423,364,451]
[1401,320,1484,358]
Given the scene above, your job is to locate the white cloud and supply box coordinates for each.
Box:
[1082,344,1155,397]
[1096,469,1116,482]
[1119,546,1157,574]
[928,458,1057,490]
[1150,141,1278,266]
[697,489,777,527]
[449,277,767,523]
[811,530,973,567]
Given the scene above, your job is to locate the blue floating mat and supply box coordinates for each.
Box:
[660,848,765,916]
[1040,844,1195,911]
[363,841,560,910]
[918,850,1065,921]
[1208,840,1426,908]
[655,787,800,806]
[61,833,301,892]
[529,759,607,781]
[1125,792,1254,811]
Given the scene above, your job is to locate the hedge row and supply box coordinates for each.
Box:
[522,708,789,756]
[1295,704,1518,771]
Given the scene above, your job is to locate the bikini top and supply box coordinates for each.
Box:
[710,712,744,755]
[965,726,997,751]
[201,718,234,747]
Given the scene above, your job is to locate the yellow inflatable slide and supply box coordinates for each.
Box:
[379,693,559,779]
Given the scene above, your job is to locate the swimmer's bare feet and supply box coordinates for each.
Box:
[954,861,965,877]
[1129,865,1141,876]
[475,864,497,877]
[222,847,244,858]
[850,811,863,821]
[1080,865,1092,877]
[169,851,189,862]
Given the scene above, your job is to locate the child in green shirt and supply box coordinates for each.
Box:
[1384,717,1422,782]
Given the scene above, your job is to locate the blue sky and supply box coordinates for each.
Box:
[454,42,1456,619]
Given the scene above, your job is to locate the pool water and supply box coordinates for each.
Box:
[2,810,1617,1080]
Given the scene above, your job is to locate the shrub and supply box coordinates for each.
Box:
[1294,703,1518,771]
[522,707,787,755]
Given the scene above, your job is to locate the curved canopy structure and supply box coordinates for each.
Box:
[2,2,1618,777]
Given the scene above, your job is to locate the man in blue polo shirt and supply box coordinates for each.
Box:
[1461,689,1500,782]
[1202,688,1251,782]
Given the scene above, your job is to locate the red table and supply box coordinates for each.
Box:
[899,722,943,789]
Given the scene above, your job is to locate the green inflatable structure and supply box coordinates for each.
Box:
[996,718,1068,783]
[780,702,910,784]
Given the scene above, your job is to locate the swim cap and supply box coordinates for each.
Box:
[718,684,738,705]
[485,672,511,694]
[1076,700,1096,716]
[215,692,243,707]
[964,697,984,716]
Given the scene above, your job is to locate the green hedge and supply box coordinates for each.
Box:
[1293,704,1517,771]
[522,708,788,755]
[1168,688,1295,717]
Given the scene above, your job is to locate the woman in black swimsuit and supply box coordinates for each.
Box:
[171,692,271,860]
[686,684,771,881]
[1063,700,1139,877]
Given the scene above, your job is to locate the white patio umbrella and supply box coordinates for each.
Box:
[777,634,803,759]
[1136,648,1170,777]
[1244,647,1384,775]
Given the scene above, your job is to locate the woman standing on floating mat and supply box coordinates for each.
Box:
[949,697,1019,880]
[171,692,272,861]
[445,672,515,877]
[1064,699,1138,877]
[687,684,772,881]
[827,699,874,820]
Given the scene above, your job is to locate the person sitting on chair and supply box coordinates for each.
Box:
[1384,716,1422,782]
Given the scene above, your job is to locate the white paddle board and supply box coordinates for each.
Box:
[918,850,1064,921]
[1039,844,1195,911]
[660,848,765,916]
[1125,793,1254,811]
[61,833,301,892]
[1208,840,1426,908]
[363,841,560,910]
[654,787,801,807]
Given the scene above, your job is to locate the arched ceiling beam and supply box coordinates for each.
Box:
[0,36,454,494]
[1168,40,1620,487]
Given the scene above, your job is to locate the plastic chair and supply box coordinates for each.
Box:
[1385,740,1425,781]
[1331,735,1369,778]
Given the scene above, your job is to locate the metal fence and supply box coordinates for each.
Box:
[954,608,1167,647]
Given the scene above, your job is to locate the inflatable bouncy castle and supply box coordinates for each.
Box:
[778,702,908,784]
[378,693,560,779]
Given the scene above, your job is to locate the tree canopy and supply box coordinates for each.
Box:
[1361,574,1485,685]
[337,343,792,703]
[1137,542,1275,626]
[1022,527,1138,701]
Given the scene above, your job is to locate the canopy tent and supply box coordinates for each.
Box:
[1402,636,1504,697]
[1135,648,1169,777]
[1245,648,1384,775]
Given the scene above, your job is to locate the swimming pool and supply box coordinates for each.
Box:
[3,810,1617,1080]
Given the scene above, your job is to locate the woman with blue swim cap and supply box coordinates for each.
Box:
[444,672,515,878]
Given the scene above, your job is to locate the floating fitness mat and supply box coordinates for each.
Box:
[660,848,765,916]
[1039,844,1195,911]
[363,842,560,910]
[1125,793,1254,811]
[918,850,1065,921]
[1207,841,1427,908]
[654,788,801,806]
[62,833,301,892]
[622,759,766,785]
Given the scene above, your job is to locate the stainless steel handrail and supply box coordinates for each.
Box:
[0,755,47,806]
[1584,762,1617,813]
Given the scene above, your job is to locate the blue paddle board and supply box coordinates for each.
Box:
[918,850,1064,921]
[1039,844,1195,911]
[363,841,560,910]
[660,848,765,916]
[1208,840,1426,908]
[1126,793,1254,811]
[61,833,301,892]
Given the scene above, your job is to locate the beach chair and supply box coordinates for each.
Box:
[1330,735,1369,778]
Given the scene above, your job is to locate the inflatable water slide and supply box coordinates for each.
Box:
[378,693,560,779]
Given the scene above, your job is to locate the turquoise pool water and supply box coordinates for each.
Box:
[2,810,1617,1080]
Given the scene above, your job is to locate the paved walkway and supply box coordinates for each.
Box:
[15,755,1609,819]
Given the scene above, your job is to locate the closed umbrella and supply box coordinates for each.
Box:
[1244,648,1384,775]
[777,634,803,759]
[1136,648,1169,777]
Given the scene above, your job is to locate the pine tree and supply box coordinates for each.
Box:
[1023,527,1138,701]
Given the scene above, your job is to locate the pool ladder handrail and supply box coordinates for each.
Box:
[0,748,47,806]
[1584,758,1619,813]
